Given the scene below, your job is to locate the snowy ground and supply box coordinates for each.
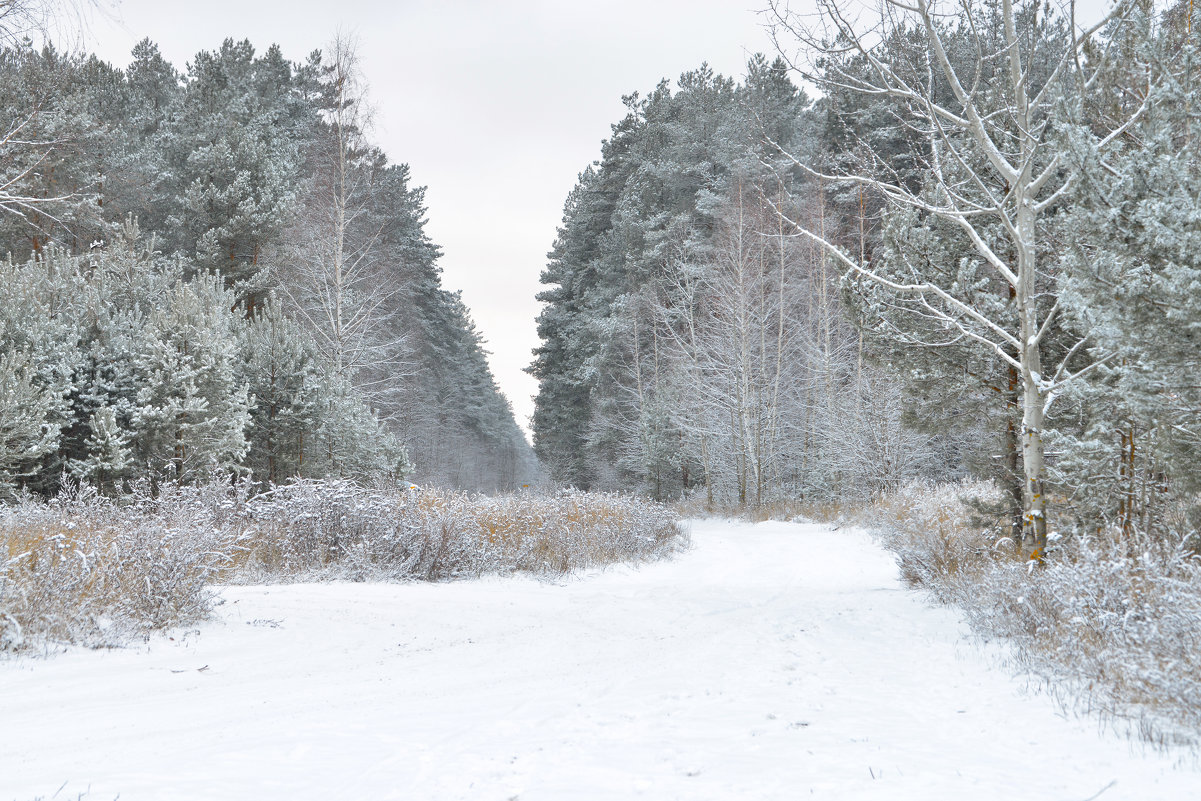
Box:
[2,520,1197,801]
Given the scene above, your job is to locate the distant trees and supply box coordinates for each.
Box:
[533,0,1201,554]
[0,32,538,495]
[531,56,935,506]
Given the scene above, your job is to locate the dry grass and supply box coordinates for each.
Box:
[0,480,687,654]
[0,483,241,651]
[866,479,1024,594]
[675,492,850,525]
[228,482,686,582]
[863,479,1201,749]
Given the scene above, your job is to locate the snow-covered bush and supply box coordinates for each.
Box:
[231,481,687,582]
[869,479,1011,596]
[867,480,1201,748]
[0,480,687,653]
[0,482,245,651]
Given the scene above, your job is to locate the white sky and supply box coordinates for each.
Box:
[83,0,1116,440]
[84,0,779,438]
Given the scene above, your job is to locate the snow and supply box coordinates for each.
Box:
[2,519,1196,800]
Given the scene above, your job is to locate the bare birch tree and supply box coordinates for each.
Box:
[0,0,100,48]
[0,111,82,230]
[0,0,105,242]
[766,0,1146,558]
[273,34,404,397]
[651,181,820,508]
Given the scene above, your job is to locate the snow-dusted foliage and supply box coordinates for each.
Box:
[0,36,537,494]
[869,480,1201,748]
[0,481,245,651]
[233,481,686,582]
[530,58,953,507]
[0,480,687,653]
[0,226,407,492]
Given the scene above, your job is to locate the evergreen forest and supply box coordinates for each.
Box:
[0,32,538,495]
[531,0,1201,557]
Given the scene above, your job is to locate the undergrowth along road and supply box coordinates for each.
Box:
[2,519,1196,800]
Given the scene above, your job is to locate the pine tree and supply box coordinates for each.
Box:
[1054,0,1201,541]
[68,406,132,494]
[159,39,312,294]
[131,270,251,483]
[0,350,59,498]
[240,298,324,484]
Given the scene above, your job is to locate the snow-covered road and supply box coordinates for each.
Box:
[2,520,1196,800]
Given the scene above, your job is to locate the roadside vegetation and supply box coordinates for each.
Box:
[739,481,1201,751]
[0,480,686,654]
[867,481,1201,749]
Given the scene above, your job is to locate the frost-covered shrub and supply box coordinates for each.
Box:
[869,479,1012,597]
[867,480,1201,748]
[973,541,1201,746]
[231,481,687,582]
[0,482,244,651]
[0,479,687,653]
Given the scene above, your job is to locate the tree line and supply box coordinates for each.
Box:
[531,0,1201,555]
[0,31,538,496]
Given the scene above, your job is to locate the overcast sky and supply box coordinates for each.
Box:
[84,0,1116,440]
[82,0,779,438]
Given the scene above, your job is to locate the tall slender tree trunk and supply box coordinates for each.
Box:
[1006,0,1049,561]
[1005,368,1024,548]
[1015,168,1048,560]
[1119,424,1137,543]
